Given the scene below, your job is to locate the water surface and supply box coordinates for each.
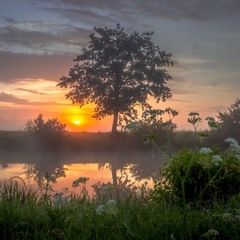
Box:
[0,149,165,196]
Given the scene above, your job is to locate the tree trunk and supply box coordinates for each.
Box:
[112,67,121,134]
[112,110,118,134]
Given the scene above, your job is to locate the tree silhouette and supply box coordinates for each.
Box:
[217,98,240,141]
[25,114,66,148]
[58,24,173,133]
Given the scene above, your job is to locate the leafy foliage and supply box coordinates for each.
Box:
[153,138,240,206]
[125,107,178,156]
[217,98,240,141]
[58,24,173,133]
[25,114,66,148]
[205,98,240,146]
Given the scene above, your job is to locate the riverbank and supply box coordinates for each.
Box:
[1,177,240,240]
[0,130,201,152]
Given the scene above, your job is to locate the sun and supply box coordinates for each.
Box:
[73,120,81,125]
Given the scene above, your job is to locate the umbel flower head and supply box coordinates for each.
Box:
[199,147,213,154]
[72,177,89,188]
[225,138,240,154]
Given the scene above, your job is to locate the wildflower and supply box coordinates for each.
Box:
[202,228,219,238]
[212,155,222,166]
[225,138,240,153]
[53,192,69,208]
[105,200,117,215]
[225,138,238,145]
[106,199,117,207]
[222,212,232,221]
[212,155,222,162]
[96,204,105,215]
[233,144,240,153]
[207,228,219,236]
[200,147,212,154]
[72,177,89,188]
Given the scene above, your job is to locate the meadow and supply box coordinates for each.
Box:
[1,128,240,239]
[1,165,240,240]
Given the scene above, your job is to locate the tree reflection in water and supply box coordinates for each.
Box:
[0,149,165,196]
[97,151,164,198]
[23,157,67,186]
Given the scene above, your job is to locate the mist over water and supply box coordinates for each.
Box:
[0,149,166,196]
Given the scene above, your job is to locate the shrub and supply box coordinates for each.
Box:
[206,98,240,146]
[153,138,240,206]
[25,114,66,149]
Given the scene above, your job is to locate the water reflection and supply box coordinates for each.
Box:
[0,149,165,193]
[23,163,67,186]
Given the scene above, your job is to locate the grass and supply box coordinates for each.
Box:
[1,177,240,240]
[1,131,240,239]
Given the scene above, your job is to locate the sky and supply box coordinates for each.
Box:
[0,0,239,132]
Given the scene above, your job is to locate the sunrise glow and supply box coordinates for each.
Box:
[0,1,239,132]
[73,120,81,125]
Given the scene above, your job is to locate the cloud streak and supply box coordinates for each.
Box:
[36,0,240,22]
[15,88,47,95]
[0,92,69,106]
[0,21,90,54]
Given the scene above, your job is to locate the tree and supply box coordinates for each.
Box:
[217,98,240,141]
[205,98,240,146]
[25,114,66,148]
[58,24,173,133]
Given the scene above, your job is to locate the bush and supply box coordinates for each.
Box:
[25,114,66,149]
[206,99,240,146]
[153,138,240,206]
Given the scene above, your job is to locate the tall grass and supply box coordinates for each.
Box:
[1,176,240,239]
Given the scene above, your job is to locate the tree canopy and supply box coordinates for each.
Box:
[25,114,66,148]
[58,24,173,133]
[217,98,240,141]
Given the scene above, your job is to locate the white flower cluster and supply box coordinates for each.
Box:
[199,147,213,154]
[222,211,240,223]
[207,229,219,236]
[53,192,70,208]
[96,199,117,215]
[225,138,240,154]
[212,155,222,166]
[225,138,240,160]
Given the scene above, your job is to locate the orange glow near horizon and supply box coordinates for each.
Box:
[0,76,236,132]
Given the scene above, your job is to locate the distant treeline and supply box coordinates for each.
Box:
[0,130,225,152]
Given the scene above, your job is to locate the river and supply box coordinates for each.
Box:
[0,149,166,197]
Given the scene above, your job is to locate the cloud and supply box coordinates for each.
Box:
[168,77,200,95]
[168,98,193,103]
[0,92,28,104]
[0,92,70,106]
[15,88,47,95]
[0,51,74,82]
[0,21,90,54]
[35,0,240,22]
[139,0,240,21]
